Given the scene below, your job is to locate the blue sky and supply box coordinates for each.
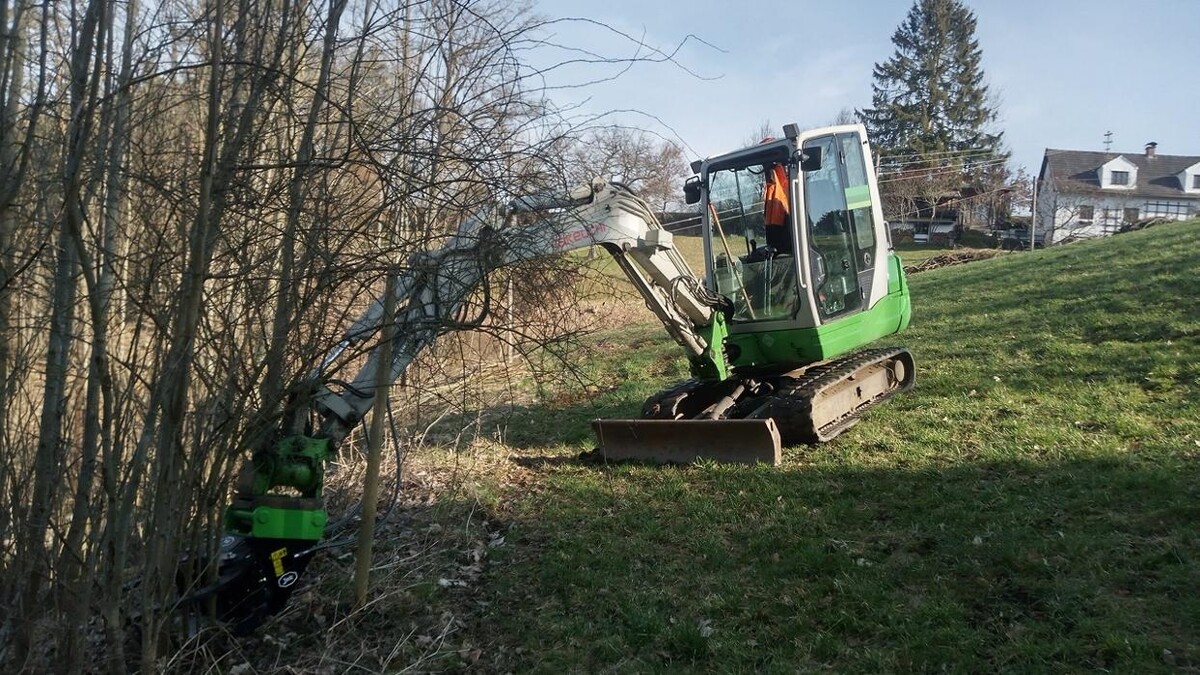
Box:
[532,0,1199,174]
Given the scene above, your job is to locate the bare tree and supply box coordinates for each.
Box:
[829,107,857,126]
[564,127,687,211]
[1038,177,1117,243]
[743,119,775,147]
[0,0,707,671]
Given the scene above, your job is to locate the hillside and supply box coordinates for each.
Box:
[228,222,1200,672]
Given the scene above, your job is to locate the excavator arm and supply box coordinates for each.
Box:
[312,180,723,445]
[192,181,731,632]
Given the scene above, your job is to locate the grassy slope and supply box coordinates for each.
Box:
[895,243,952,265]
[463,221,1200,672]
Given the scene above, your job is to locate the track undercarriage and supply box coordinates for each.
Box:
[593,348,915,464]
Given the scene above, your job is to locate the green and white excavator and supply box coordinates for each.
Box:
[194,123,914,631]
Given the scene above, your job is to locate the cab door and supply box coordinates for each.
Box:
[800,134,862,320]
[837,131,880,304]
[799,128,882,322]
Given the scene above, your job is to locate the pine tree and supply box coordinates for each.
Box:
[858,0,1004,162]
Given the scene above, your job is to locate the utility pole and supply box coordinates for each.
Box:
[1104,130,1113,152]
[1030,178,1039,251]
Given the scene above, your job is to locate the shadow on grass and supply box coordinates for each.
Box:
[451,224,1200,670]
[470,452,1200,673]
[481,392,653,451]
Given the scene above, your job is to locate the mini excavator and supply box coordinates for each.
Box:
[192,123,914,632]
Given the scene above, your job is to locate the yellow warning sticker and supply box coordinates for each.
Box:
[270,548,288,577]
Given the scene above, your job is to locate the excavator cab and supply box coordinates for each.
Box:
[706,153,800,323]
[696,124,912,371]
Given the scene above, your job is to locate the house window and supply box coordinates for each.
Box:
[1124,208,1139,224]
[1193,175,1200,189]
[1111,171,1130,186]
[1078,205,1094,222]
[1144,201,1189,218]
[1101,208,1121,232]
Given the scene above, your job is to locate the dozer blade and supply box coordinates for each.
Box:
[591,418,781,465]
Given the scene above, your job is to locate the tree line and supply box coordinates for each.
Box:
[859,0,1026,237]
[0,0,688,671]
[0,0,1019,670]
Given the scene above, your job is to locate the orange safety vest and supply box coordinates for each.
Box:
[763,164,790,227]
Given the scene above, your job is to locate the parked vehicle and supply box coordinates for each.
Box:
[998,227,1046,250]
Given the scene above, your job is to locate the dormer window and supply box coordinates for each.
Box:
[1099,156,1137,189]
[1180,162,1200,193]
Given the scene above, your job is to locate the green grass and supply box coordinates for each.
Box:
[671,233,707,272]
[264,222,1196,673]
[894,243,948,265]
[445,221,1200,672]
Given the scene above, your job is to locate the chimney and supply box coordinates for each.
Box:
[1145,141,1158,158]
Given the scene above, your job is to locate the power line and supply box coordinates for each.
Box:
[878,157,1005,172]
[877,158,1009,184]
[662,216,702,233]
[877,152,1001,171]
[888,184,1015,222]
[879,149,998,164]
[876,147,1004,162]
[878,161,1008,183]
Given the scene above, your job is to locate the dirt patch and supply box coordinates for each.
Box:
[904,248,1003,275]
[1118,217,1175,234]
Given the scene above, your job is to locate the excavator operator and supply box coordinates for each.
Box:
[763,162,793,253]
[738,162,800,320]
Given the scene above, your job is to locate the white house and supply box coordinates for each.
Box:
[1036,143,1200,243]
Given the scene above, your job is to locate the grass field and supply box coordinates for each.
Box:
[894,243,952,265]
[471,221,1200,672]
[250,221,1200,673]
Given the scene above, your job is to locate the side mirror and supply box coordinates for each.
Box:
[683,175,702,205]
[800,147,822,172]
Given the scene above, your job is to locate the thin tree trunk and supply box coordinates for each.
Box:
[17,222,77,664]
[260,0,348,420]
[137,0,228,663]
[92,2,135,658]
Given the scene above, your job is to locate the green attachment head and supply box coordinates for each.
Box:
[248,435,331,497]
[225,434,333,542]
[226,501,328,541]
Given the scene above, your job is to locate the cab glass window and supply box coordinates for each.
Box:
[802,135,862,319]
[838,132,877,264]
